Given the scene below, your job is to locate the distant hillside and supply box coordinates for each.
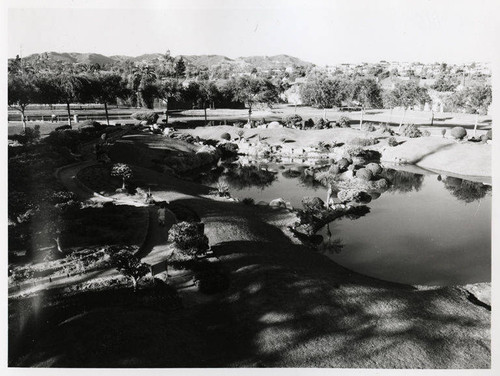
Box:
[180,54,235,68]
[24,52,116,66]
[20,52,313,70]
[237,54,313,69]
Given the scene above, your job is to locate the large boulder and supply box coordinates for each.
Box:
[337,189,371,203]
[269,198,287,208]
[372,178,389,190]
[451,126,467,140]
[131,110,159,125]
[302,197,325,212]
[196,145,217,154]
[337,158,351,171]
[328,164,340,175]
[267,121,283,129]
[366,163,382,176]
[356,168,373,181]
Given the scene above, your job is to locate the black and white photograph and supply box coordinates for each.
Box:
[3,0,498,372]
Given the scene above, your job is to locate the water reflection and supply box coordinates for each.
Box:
[224,165,277,190]
[380,169,424,193]
[442,177,491,203]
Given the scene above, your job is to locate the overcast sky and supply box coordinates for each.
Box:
[6,0,498,65]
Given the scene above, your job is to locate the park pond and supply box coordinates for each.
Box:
[197,158,491,286]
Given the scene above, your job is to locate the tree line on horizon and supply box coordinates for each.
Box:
[8,53,492,131]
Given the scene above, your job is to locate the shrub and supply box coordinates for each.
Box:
[336,116,351,128]
[282,114,303,127]
[131,110,159,124]
[422,130,431,137]
[388,137,398,147]
[361,123,376,132]
[8,125,41,145]
[169,221,209,256]
[25,125,41,143]
[111,163,133,189]
[302,197,325,212]
[441,129,446,138]
[366,163,382,175]
[45,129,82,152]
[217,142,238,159]
[378,124,394,135]
[242,197,255,205]
[55,124,71,131]
[236,129,245,139]
[356,168,373,181]
[220,132,231,141]
[345,146,364,157]
[77,120,104,131]
[402,124,422,138]
[450,127,467,140]
[216,179,230,197]
[105,248,149,292]
[486,130,492,140]
[303,118,314,129]
[313,117,327,129]
[350,137,378,146]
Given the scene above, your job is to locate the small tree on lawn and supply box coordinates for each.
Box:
[156,77,181,124]
[107,249,149,292]
[111,163,133,190]
[90,73,128,126]
[227,76,279,124]
[384,81,431,131]
[8,70,39,132]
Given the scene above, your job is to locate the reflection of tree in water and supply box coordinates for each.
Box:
[380,169,424,193]
[443,177,491,203]
[298,173,323,190]
[317,223,345,255]
[224,165,277,190]
[196,166,225,185]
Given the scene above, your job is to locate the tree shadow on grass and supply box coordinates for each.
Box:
[10,194,491,368]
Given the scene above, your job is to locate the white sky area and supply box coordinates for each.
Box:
[5,0,498,65]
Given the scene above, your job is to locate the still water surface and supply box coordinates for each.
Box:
[207,160,491,286]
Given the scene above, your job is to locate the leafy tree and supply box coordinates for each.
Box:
[156,77,182,124]
[106,249,149,292]
[300,73,350,108]
[197,80,220,124]
[8,69,39,131]
[447,83,491,136]
[431,74,459,92]
[90,73,128,125]
[175,57,186,78]
[129,65,157,108]
[384,81,431,129]
[350,77,383,108]
[47,72,92,127]
[226,76,279,123]
[111,163,133,189]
